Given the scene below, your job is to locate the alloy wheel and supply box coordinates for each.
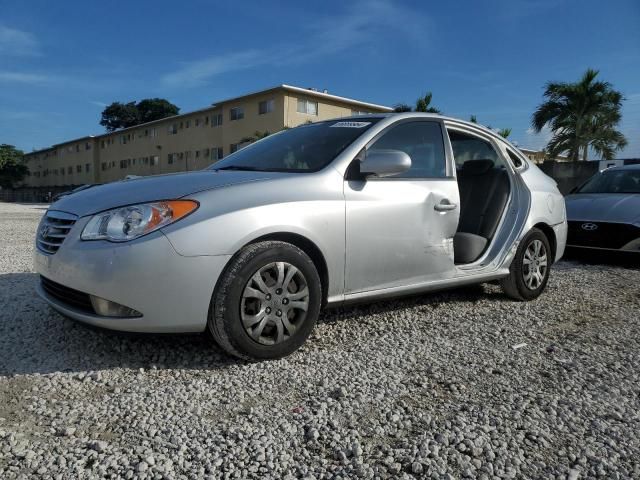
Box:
[240,262,310,345]
[522,239,548,290]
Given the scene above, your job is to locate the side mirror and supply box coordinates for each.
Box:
[360,149,411,178]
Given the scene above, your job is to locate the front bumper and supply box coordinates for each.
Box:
[34,219,231,333]
[566,220,640,252]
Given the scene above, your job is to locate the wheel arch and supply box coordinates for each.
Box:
[244,232,330,308]
[532,222,557,263]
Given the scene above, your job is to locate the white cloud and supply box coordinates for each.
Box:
[522,124,553,151]
[161,0,429,88]
[0,71,49,84]
[89,100,108,108]
[0,25,39,56]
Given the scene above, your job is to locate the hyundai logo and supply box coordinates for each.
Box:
[581,223,598,231]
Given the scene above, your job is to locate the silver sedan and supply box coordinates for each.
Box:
[35,114,567,360]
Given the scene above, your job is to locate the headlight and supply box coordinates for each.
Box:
[81,200,198,242]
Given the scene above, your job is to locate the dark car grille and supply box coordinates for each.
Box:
[567,221,640,250]
[37,211,77,254]
[40,276,95,314]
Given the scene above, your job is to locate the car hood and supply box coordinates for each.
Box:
[565,193,640,223]
[50,170,277,217]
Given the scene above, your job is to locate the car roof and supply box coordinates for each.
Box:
[341,112,513,146]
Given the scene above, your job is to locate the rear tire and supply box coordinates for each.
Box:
[501,228,551,301]
[208,241,321,360]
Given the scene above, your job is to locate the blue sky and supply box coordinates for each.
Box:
[1,0,639,157]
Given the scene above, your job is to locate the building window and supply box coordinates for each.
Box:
[297,98,318,115]
[230,143,239,154]
[185,120,190,128]
[76,144,80,152]
[168,124,178,135]
[85,142,91,150]
[229,107,244,121]
[204,116,209,125]
[195,150,200,158]
[259,99,275,115]
[168,153,174,164]
[120,135,127,144]
[351,109,369,115]
[76,165,82,173]
[101,162,107,171]
[67,166,73,174]
[212,113,223,127]
[85,163,90,172]
[216,147,224,160]
[195,118,200,127]
[151,155,159,166]
[101,140,105,149]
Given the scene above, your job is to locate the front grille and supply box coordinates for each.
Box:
[567,221,640,250]
[40,276,95,314]
[37,210,77,254]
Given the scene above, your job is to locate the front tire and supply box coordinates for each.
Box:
[209,241,322,360]
[501,228,551,301]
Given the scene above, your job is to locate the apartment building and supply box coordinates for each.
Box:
[23,85,392,188]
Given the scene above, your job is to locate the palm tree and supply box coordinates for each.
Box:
[497,128,512,139]
[531,68,627,161]
[393,92,441,114]
[469,115,511,138]
[415,92,441,113]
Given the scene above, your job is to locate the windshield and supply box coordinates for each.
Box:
[207,119,380,172]
[578,169,640,194]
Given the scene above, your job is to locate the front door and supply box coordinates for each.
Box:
[344,120,459,294]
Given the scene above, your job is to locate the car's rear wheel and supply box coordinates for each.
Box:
[209,241,321,360]
[501,228,551,301]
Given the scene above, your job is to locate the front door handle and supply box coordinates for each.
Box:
[434,199,458,212]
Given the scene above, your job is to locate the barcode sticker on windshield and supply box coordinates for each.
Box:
[330,121,371,128]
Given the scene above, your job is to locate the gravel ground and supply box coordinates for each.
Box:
[1,201,639,480]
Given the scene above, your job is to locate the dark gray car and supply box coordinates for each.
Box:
[565,165,640,252]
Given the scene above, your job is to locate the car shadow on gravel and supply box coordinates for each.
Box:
[319,283,505,325]
[0,273,242,377]
[564,248,640,269]
[0,274,520,376]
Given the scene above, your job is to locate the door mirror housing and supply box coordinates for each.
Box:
[360,149,411,178]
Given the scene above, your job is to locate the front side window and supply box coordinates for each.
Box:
[230,107,244,121]
[297,98,318,115]
[368,121,446,178]
[578,169,640,194]
[209,119,380,173]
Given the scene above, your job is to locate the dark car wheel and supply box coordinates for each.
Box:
[501,228,551,301]
[209,241,322,360]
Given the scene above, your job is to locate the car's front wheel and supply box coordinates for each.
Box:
[209,241,322,360]
[501,228,551,301]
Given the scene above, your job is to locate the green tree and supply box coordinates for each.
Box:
[136,98,180,124]
[393,103,412,113]
[498,128,512,139]
[100,98,180,132]
[0,144,28,188]
[469,115,511,138]
[415,92,441,113]
[531,68,627,161]
[100,102,140,132]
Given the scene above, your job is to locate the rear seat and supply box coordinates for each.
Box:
[454,159,510,263]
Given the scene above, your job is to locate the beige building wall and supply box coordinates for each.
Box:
[22,85,391,188]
